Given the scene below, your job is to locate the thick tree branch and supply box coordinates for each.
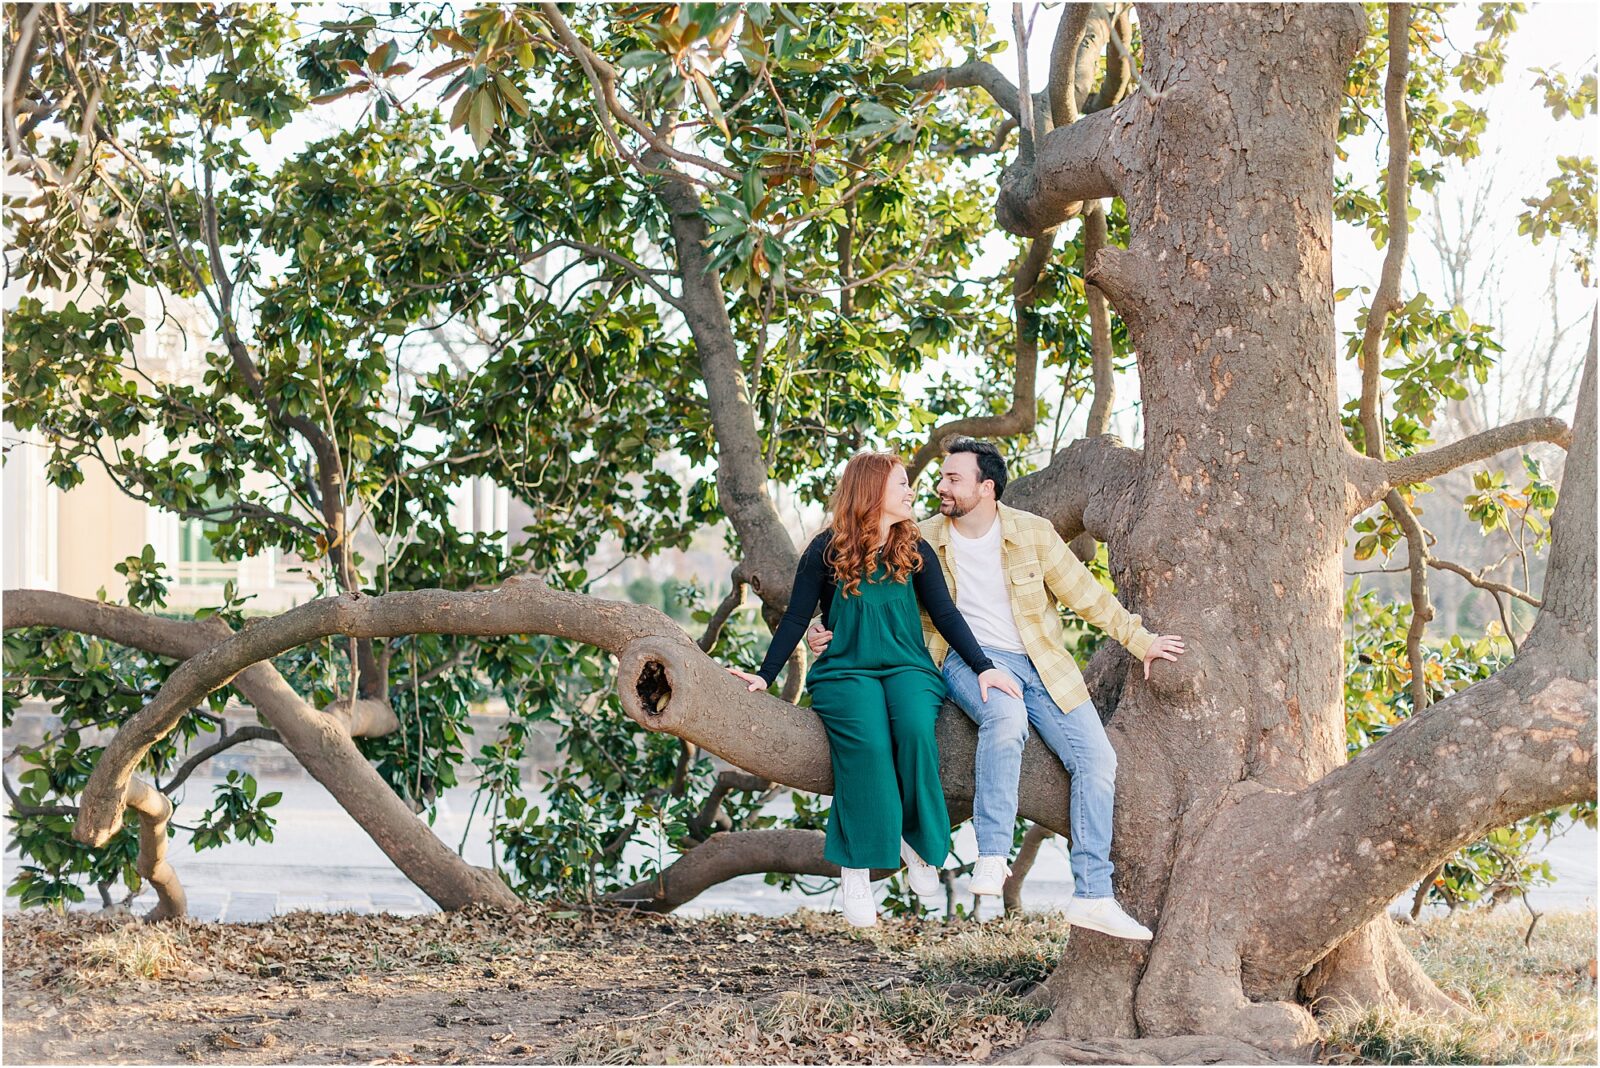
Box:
[1239,319,1597,991]
[654,163,800,612]
[1004,434,1143,543]
[614,634,1076,835]
[61,574,680,849]
[1048,5,1094,128]
[996,103,1126,236]
[6,589,518,912]
[125,777,186,922]
[607,828,900,913]
[1084,5,1134,113]
[50,572,1100,915]
[1345,415,1573,514]
[1239,659,1594,990]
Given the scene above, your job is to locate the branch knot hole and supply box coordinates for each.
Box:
[636,658,672,717]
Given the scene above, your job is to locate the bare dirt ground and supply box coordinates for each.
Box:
[6,903,1593,1065]
[2,902,1060,1064]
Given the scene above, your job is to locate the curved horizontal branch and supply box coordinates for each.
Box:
[8,588,519,912]
[4,588,231,659]
[606,828,901,913]
[1345,416,1573,515]
[67,575,680,848]
[906,60,1033,121]
[613,633,1075,834]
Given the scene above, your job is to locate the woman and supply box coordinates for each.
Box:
[728,452,1021,927]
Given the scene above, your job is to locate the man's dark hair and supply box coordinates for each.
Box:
[946,437,1008,500]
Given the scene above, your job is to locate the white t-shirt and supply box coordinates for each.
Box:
[947,515,1027,653]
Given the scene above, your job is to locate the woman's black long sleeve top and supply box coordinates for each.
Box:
[754,530,996,685]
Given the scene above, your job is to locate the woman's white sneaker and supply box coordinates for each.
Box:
[900,840,941,898]
[839,867,878,927]
[969,855,1011,896]
[1064,896,1153,940]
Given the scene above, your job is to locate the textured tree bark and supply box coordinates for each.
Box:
[1002,822,1057,915]
[984,3,1596,1058]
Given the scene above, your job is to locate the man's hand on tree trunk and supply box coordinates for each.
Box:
[1142,634,1186,679]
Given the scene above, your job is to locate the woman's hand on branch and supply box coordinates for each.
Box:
[727,667,769,692]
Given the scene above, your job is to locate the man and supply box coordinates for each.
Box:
[807,438,1183,940]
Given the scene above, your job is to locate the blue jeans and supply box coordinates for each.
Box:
[942,647,1117,899]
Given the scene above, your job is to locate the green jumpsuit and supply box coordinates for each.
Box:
[754,533,997,871]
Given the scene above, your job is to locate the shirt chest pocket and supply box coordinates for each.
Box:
[1010,565,1049,615]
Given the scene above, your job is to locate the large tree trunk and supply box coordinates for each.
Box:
[988,3,1595,1058]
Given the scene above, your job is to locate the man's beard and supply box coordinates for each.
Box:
[939,494,972,518]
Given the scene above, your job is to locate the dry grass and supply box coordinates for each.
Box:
[553,984,1047,1065]
[1320,909,1597,1065]
[910,910,1070,987]
[550,910,1064,1064]
[77,924,189,981]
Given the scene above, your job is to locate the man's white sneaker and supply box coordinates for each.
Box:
[839,867,878,927]
[901,840,941,898]
[969,855,1011,896]
[1064,896,1153,940]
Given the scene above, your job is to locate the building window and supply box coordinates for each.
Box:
[177,496,233,586]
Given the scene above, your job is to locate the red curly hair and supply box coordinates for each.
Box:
[825,451,923,598]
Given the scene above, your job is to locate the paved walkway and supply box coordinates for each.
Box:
[4,776,1594,922]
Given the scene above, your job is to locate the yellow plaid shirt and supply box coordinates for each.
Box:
[919,502,1156,714]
